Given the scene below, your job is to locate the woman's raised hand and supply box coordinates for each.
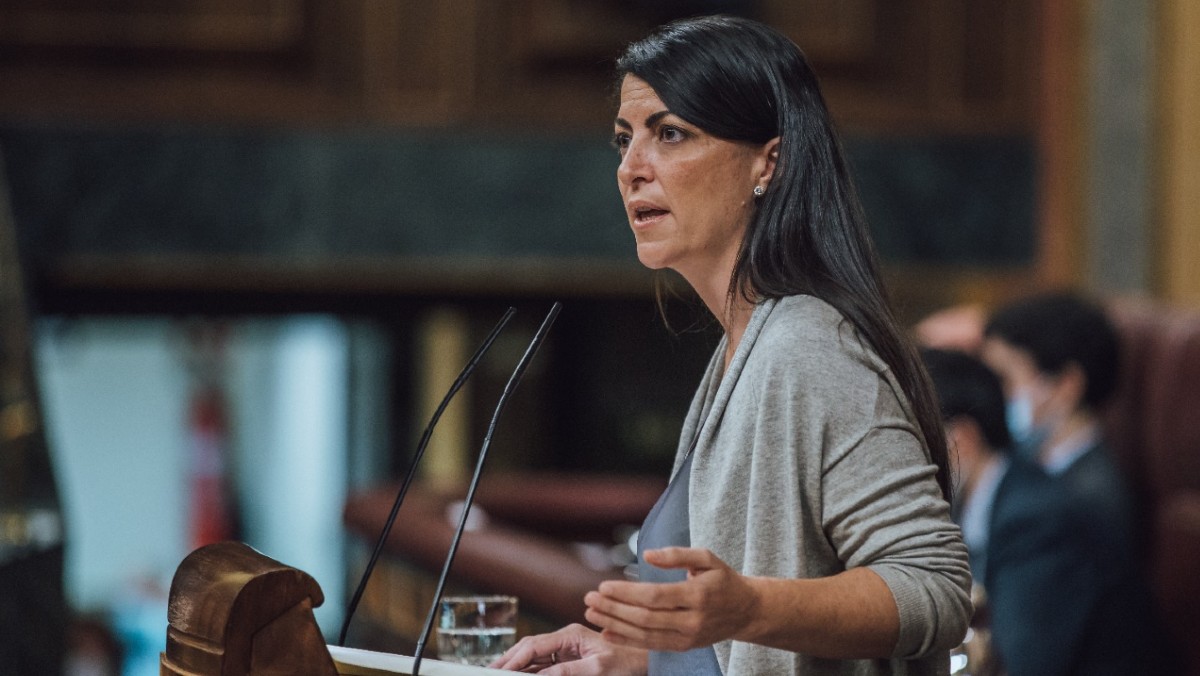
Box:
[583,547,760,652]
[489,623,648,675]
[492,547,758,672]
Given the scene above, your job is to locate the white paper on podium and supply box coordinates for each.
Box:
[329,645,514,676]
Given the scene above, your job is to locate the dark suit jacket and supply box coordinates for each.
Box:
[985,445,1174,675]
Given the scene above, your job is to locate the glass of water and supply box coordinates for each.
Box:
[436,595,518,666]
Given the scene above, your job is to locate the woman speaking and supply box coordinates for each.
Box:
[493,15,971,676]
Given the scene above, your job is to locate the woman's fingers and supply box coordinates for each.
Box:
[641,546,720,572]
[488,638,543,671]
[492,623,646,674]
[594,578,695,610]
[586,605,696,652]
[490,627,577,670]
[581,547,757,652]
[490,623,650,675]
[495,550,743,667]
[584,589,703,651]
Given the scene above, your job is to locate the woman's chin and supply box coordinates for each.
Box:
[635,246,673,271]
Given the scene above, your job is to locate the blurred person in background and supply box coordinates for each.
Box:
[924,346,1169,675]
[982,292,1125,487]
[977,292,1178,674]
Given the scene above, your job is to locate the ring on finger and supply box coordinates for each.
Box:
[550,652,558,665]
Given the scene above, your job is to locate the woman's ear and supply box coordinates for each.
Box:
[758,136,781,184]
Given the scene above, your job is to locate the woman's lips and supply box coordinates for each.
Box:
[633,207,670,226]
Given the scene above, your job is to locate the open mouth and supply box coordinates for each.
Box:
[633,207,669,224]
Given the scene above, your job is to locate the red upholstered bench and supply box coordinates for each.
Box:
[1105,298,1200,675]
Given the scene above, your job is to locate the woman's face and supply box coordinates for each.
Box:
[613,75,775,284]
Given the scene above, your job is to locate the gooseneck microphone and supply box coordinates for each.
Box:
[411,301,562,676]
[337,306,517,648]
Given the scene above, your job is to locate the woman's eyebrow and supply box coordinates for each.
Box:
[613,110,671,130]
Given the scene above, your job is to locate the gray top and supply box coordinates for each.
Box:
[638,451,722,675]
[675,296,972,676]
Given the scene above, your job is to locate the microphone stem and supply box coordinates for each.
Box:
[411,302,561,675]
[337,306,516,647]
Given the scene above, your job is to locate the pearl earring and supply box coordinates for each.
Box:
[753,185,765,197]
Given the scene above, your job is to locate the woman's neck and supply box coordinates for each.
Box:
[677,255,754,370]
[709,292,754,372]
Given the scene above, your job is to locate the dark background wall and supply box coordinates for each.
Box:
[0,0,1042,316]
[0,126,1034,305]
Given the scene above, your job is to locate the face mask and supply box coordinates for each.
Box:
[1008,381,1065,461]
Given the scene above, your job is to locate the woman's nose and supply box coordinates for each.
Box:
[617,139,652,186]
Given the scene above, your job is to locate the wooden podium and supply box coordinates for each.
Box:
[160,541,338,675]
[160,541,507,676]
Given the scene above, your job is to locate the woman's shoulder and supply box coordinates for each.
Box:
[748,296,892,391]
[755,295,881,371]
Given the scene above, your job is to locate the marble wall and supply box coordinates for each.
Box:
[0,124,1035,283]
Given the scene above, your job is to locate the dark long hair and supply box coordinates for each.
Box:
[617,15,952,500]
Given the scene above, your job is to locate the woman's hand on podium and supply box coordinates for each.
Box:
[488,623,648,675]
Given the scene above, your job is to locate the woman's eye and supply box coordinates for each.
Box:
[660,126,686,142]
[611,132,631,152]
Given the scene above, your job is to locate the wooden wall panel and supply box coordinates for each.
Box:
[763,0,877,64]
[1035,0,1087,289]
[0,0,1047,314]
[0,0,1038,134]
[466,0,642,129]
[0,0,319,123]
[0,0,478,125]
[1157,0,1200,307]
[329,0,479,125]
[0,0,307,52]
[781,0,1037,134]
